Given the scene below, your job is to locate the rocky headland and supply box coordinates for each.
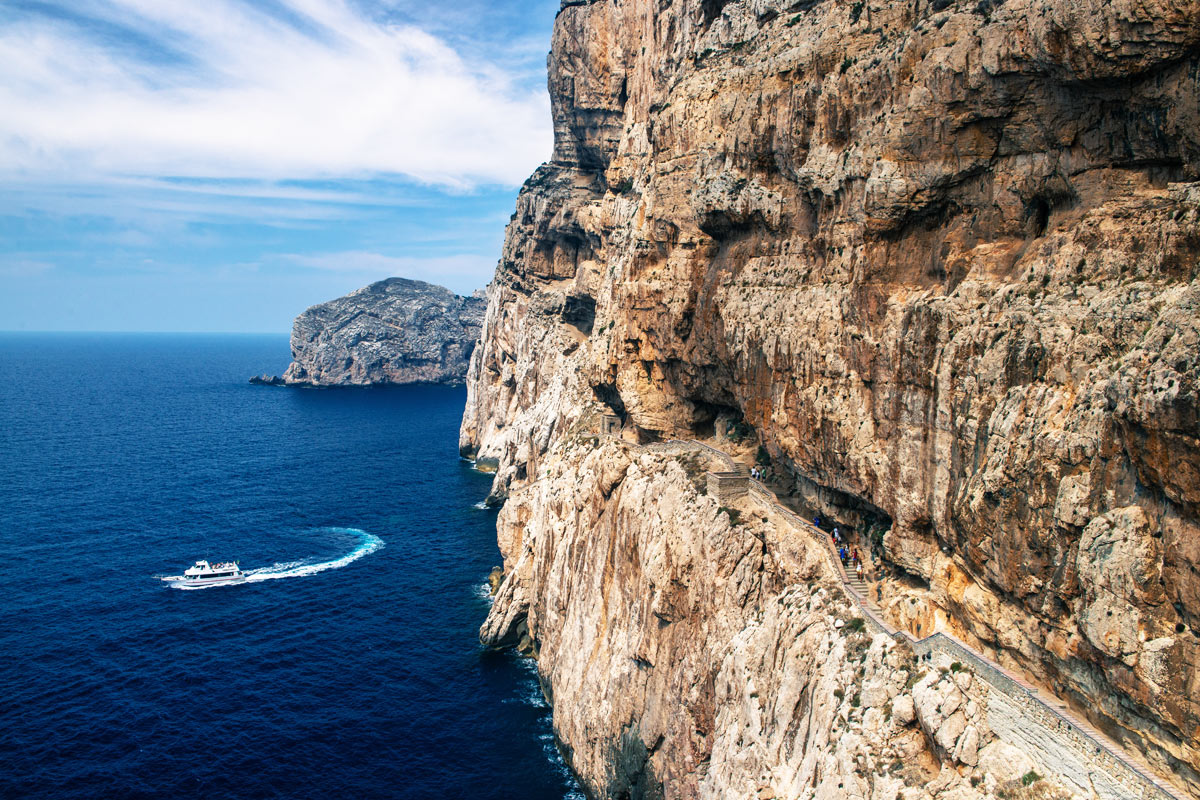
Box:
[463,0,1199,798]
[259,277,485,387]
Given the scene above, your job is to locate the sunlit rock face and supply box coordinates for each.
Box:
[281,278,485,386]
[463,0,1200,795]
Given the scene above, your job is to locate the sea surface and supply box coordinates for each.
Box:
[0,333,580,799]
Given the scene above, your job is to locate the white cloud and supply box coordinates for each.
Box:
[110,177,429,206]
[0,0,552,188]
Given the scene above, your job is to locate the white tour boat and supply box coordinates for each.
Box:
[161,559,246,587]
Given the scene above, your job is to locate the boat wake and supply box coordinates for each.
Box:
[165,527,383,589]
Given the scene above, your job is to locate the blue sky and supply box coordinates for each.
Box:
[0,0,559,332]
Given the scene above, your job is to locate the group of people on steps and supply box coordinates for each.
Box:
[813,516,865,579]
[747,473,868,580]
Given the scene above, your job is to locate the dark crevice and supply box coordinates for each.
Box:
[700,0,733,25]
[697,208,775,242]
[592,382,627,417]
[561,292,597,335]
[777,461,894,554]
[1029,197,1051,238]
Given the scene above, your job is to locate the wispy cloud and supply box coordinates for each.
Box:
[0,258,54,277]
[0,0,553,188]
[282,249,493,289]
[0,1,555,331]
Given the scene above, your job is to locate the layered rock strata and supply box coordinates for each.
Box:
[463,0,1200,796]
[487,439,1088,798]
[275,278,485,386]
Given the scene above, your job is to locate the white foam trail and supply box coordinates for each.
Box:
[163,527,383,589]
[244,528,383,582]
[472,500,490,510]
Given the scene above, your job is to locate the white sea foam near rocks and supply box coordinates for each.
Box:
[502,658,549,710]
[508,657,584,798]
[472,581,497,610]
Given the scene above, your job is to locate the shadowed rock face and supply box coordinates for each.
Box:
[463,0,1200,795]
[281,278,485,386]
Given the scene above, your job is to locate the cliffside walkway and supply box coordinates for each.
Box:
[653,438,1188,800]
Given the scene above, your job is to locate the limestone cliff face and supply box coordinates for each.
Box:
[280,278,484,386]
[463,0,1200,795]
[486,440,1084,799]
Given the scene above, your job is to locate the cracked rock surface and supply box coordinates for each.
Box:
[463,0,1200,795]
[281,278,484,386]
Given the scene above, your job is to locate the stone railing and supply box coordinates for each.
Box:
[565,431,1183,798]
[916,633,1176,800]
[652,438,1187,800]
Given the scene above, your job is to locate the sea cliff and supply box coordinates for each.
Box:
[463,0,1200,797]
[272,277,485,386]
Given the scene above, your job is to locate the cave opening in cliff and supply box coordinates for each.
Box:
[779,463,893,555]
[699,0,734,25]
[1029,197,1051,238]
[560,292,596,335]
[590,382,626,417]
[685,401,753,443]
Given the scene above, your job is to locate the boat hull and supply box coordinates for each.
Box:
[161,575,246,587]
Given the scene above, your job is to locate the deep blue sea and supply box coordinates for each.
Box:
[0,333,579,800]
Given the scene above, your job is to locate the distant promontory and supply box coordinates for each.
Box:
[253,277,486,387]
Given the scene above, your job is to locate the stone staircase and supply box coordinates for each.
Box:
[576,432,1189,798]
[845,569,872,606]
[666,438,1189,800]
